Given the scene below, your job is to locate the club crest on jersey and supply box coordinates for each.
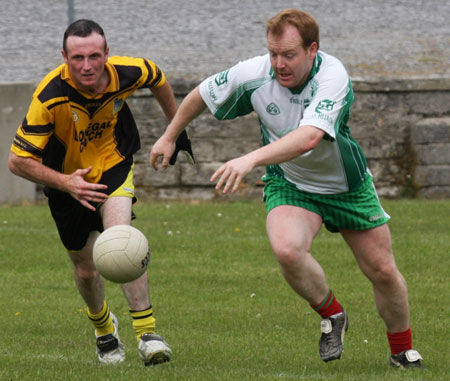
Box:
[266,102,280,115]
[113,98,124,115]
[315,99,336,114]
[214,70,229,86]
[72,110,79,122]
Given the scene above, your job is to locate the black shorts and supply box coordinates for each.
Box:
[46,158,135,251]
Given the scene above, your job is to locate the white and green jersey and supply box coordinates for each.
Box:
[199,51,368,194]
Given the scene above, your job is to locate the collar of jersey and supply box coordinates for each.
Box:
[60,61,119,97]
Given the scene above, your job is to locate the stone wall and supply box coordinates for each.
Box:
[1,78,449,204]
[0,83,37,204]
[412,117,450,198]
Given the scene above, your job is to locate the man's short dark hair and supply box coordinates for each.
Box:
[63,19,107,53]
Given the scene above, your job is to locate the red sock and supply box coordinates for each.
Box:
[387,327,413,354]
[310,290,343,318]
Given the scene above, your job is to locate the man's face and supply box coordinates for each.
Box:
[267,24,317,90]
[61,32,109,93]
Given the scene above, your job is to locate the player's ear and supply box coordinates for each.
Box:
[61,49,68,64]
[104,47,109,61]
[307,42,318,60]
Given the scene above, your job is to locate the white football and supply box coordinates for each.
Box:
[93,225,150,283]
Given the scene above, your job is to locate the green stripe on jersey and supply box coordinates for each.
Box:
[335,81,367,190]
[214,77,272,120]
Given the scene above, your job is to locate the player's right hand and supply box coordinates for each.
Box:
[149,136,176,171]
[63,167,108,211]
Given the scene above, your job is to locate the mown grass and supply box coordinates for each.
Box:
[0,199,448,380]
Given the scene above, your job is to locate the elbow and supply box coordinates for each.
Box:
[8,152,21,176]
[8,153,16,173]
[303,135,322,153]
[306,128,327,151]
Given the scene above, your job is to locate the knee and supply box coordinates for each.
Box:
[367,261,404,287]
[73,262,99,284]
[273,242,306,268]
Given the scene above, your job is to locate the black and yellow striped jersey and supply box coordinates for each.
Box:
[11,56,166,184]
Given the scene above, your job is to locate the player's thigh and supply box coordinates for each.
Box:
[68,230,99,270]
[266,205,323,255]
[340,224,397,277]
[100,196,133,229]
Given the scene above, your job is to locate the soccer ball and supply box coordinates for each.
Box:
[93,225,150,283]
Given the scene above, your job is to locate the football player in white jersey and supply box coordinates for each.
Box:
[150,9,422,369]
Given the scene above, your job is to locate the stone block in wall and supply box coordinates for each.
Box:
[414,144,450,165]
[359,136,407,159]
[411,117,450,198]
[181,163,219,186]
[406,92,450,116]
[352,92,410,114]
[350,113,414,145]
[411,117,450,144]
[418,186,450,199]
[187,111,261,138]
[133,157,180,187]
[193,139,262,162]
[352,78,450,93]
[415,165,450,186]
[127,96,163,120]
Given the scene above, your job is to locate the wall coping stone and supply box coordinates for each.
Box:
[3,75,449,95]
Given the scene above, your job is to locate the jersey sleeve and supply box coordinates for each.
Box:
[142,58,166,89]
[10,92,54,160]
[300,61,353,141]
[199,57,269,120]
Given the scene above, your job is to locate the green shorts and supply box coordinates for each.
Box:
[263,174,390,233]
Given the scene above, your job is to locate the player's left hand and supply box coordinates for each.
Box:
[210,156,254,194]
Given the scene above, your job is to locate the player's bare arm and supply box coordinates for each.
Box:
[8,152,108,211]
[211,125,325,193]
[150,86,206,170]
[150,80,178,121]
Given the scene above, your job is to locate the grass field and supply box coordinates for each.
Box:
[0,199,448,380]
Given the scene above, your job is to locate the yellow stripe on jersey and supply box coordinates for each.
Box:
[11,56,166,185]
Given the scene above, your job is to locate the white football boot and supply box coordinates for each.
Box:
[138,333,172,366]
[95,312,125,364]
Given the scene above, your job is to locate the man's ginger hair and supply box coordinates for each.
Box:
[267,9,320,49]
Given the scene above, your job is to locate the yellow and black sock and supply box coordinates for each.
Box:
[87,301,114,336]
[130,306,156,341]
